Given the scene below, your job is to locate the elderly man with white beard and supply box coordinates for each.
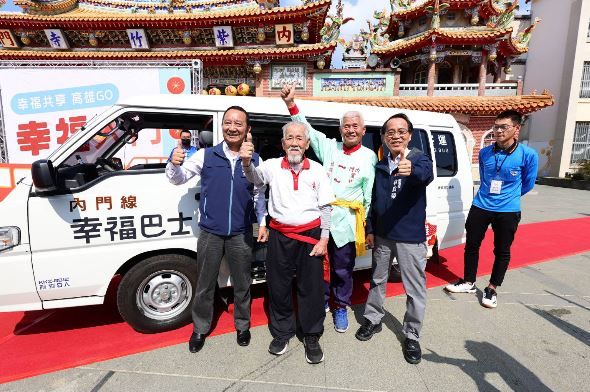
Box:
[241,121,335,365]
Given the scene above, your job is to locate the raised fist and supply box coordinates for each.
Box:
[280,84,296,108]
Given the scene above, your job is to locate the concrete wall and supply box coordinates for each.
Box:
[525,0,589,177]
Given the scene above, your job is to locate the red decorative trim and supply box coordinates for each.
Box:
[281,156,310,190]
[343,143,361,155]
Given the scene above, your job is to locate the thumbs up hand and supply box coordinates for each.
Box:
[397,150,412,177]
[171,139,186,167]
[240,132,254,167]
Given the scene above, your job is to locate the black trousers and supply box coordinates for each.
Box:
[192,229,253,334]
[266,227,325,341]
[464,205,521,287]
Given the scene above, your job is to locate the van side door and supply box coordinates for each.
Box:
[27,109,216,306]
[427,126,472,249]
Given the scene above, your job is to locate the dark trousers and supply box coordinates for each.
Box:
[324,237,356,308]
[464,205,521,287]
[192,229,253,334]
[266,227,325,341]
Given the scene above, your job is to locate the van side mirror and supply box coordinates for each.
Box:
[31,159,57,194]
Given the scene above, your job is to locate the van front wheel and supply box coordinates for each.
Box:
[117,254,196,333]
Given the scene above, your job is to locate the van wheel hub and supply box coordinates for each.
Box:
[136,270,192,320]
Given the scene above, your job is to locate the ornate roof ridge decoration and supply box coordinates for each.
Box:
[320,0,353,45]
[389,0,503,19]
[386,0,507,36]
[0,0,331,30]
[77,0,259,15]
[371,26,513,54]
[1,0,331,21]
[0,41,337,61]
[300,92,555,116]
[14,0,79,15]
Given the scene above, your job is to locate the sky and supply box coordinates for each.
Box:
[1,0,532,68]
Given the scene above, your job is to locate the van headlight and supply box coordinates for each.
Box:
[0,227,20,252]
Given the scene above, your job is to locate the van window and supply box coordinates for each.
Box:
[57,111,214,191]
[431,131,458,176]
[409,128,432,159]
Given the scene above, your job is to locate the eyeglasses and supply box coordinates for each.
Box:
[383,129,409,138]
[493,124,516,132]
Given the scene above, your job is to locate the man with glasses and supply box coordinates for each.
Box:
[280,85,377,335]
[167,106,268,353]
[355,113,433,365]
[445,110,538,309]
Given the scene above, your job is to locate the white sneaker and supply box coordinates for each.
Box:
[482,287,498,308]
[444,279,476,293]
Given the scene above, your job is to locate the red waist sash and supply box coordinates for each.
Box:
[269,218,330,282]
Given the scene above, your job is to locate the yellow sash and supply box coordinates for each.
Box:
[331,199,366,256]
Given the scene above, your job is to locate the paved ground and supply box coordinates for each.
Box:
[2,185,589,392]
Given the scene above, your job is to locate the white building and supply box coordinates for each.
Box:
[524,0,590,177]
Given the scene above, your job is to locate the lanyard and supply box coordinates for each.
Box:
[493,141,517,175]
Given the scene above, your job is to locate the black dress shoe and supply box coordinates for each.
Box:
[403,338,422,364]
[237,329,251,346]
[189,332,205,353]
[355,319,382,341]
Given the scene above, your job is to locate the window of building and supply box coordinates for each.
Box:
[418,16,427,26]
[581,62,590,98]
[571,122,590,165]
[431,131,458,176]
[414,64,428,84]
[446,12,456,21]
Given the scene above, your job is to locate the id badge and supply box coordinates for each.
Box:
[490,179,503,194]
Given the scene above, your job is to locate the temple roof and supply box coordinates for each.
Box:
[13,0,266,15]
[390,0,502,20]
[302,92,554,115]
[372,27,518,56]
[0,0,330,29]
[386,0,508,39]
[0,42,336,64]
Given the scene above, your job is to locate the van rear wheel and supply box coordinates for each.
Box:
[117,254,196,333]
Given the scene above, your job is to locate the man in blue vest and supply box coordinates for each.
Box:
[166,106,268,353]
[168,129,198,162]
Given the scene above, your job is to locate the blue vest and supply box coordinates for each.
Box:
[199,143,260,236]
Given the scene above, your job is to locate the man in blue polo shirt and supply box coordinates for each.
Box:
[445,110,538,309]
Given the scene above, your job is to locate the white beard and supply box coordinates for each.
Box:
[287,153,303,165]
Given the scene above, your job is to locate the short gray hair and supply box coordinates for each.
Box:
[282,121,310,140]
[339,111,365,128]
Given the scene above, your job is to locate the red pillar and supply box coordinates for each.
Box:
[427,61,436,97]
[478,50,488,96]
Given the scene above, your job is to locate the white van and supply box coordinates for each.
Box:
[0,95,472,333]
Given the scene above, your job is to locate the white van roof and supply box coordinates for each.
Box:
[117,95,457,128]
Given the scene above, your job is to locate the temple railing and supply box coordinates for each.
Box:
[398,83,520,97]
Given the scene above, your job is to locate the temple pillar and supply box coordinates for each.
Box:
[393,67,401,96]
[255,71,263,97]
[478,50,488,96]
[452,62,461,84]
[427,60,436,97]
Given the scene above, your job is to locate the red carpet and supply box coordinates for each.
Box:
[1,217,589,384]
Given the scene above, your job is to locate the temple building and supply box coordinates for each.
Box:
[0,0,342,97]
[0,0,555,174]
[322,0,553,170]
